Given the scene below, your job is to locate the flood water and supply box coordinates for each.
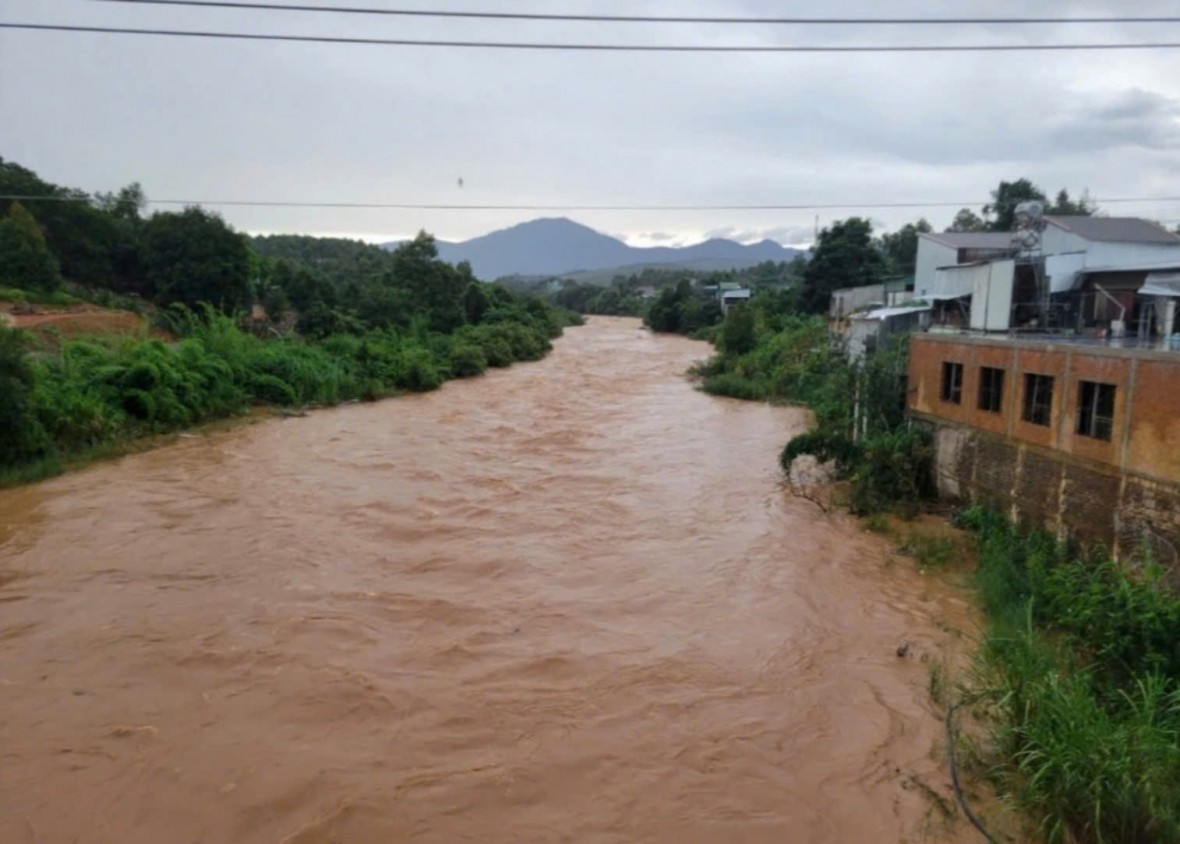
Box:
[0,317,977,843]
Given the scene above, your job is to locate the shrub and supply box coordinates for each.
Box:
[701,373,769,401]
[964,511,1180,843]
[449,343,488,378]
[0,326,49,463]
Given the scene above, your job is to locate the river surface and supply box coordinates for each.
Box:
[0,317,976,843]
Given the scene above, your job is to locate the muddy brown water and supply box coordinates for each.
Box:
[0,317,977,843]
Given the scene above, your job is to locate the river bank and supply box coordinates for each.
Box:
[0,316,982,843]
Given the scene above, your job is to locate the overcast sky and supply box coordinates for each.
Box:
[3,0,1180,247]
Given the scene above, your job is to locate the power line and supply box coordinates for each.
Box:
[6,194,1180,211]
[86,1,1180,27]
[4,23,1180,52]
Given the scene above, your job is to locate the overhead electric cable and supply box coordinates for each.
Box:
[85,1,1180,27]
[3,23,1180,52]
[4,195,1180,211]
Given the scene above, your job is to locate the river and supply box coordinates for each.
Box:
[0,317,977,843]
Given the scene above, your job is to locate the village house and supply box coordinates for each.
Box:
[914,216,1180,338]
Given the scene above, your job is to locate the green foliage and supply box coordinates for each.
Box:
[696,290,926,516]
[553,279,648,316]
[799,217,885,314]
[718,304,757,355]
[448,343,488,378]
[0,158,125,286]
[947,208,987,233]
[961,507,1180,843]
[700,372,770,401]
[142,207,251,312]
[900,532,956,570]
[0,202,61,291]
[0,327,49,464]
[1,291,568,478]
[984,178,1048,232]
[645,279,724,335]
[980,179,1097,232]
[878,218,932,276]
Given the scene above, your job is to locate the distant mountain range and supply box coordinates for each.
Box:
[385,218,803,281]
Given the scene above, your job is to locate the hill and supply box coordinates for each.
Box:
[387,218,802,280]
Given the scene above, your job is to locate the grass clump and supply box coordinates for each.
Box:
[959,506,1180,843]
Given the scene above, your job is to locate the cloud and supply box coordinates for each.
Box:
[3,0,1180,243]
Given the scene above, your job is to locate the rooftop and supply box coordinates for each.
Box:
[919,330,1180,359]
[1045,216,1180,246]
[920,231,1014,250]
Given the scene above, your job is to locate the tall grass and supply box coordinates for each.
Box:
[960,506,1180,843]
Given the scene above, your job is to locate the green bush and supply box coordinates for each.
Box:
[847,427,933,517]
[701,373,769,401]
[0,327,49,464]
[963,509,1180,843]
[1,291,573,478]
[449,343,488,378]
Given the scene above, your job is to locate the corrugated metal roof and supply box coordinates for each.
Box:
[1142,271,1180,297]
[920,231,1014,250]
[1046,216,1180,245]
[856,304,931,321]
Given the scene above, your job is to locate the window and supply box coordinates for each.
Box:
[940,362,964,404]
[1022,373,1054,427]
[1077,381,1116,441]
[978,367,1005,413]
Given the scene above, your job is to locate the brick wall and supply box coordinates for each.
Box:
[910,334,1180,561]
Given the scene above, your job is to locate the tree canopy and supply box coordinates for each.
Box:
[142,207,252,312]
[799,217,884,314]
[0,202,60,291]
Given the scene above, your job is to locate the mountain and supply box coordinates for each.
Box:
[385,218,802,281]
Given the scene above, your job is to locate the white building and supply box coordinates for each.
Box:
[914,232,1013,299]
[916,217,1180,337]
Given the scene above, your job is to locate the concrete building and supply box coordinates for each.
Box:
[848,304,930,359]
[908,333,1180,558]
[829,278,914,320]
[916,218,1180,337]
[720,287,752,314]
[914,231,1014,300]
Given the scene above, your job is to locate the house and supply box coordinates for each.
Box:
[917,218,1180,337]
[720,288,752,313]
[828,277,914,321]
[908,331,1180,558]
[914,231,1014,300]
[847,303,930,359]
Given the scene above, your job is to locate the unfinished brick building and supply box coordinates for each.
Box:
[907,333,1180,559]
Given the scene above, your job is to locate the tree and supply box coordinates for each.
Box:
[1047,189,1097,216]
[719,303,757,355]
[946,208,987,233]
[0,202,61,291]
[389,232,466,331]
[0,326,48,465]
[96,182,146,223]
[0,158,123,286]
[984,179,1047,232]
[879,218,932,275]
[799,217,885,314]
[142,207,251,311]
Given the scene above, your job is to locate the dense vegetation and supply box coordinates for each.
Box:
[0,159,577,483]
[536,259,805,323]
[960,508,1180,844]
[688,286,930,516]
